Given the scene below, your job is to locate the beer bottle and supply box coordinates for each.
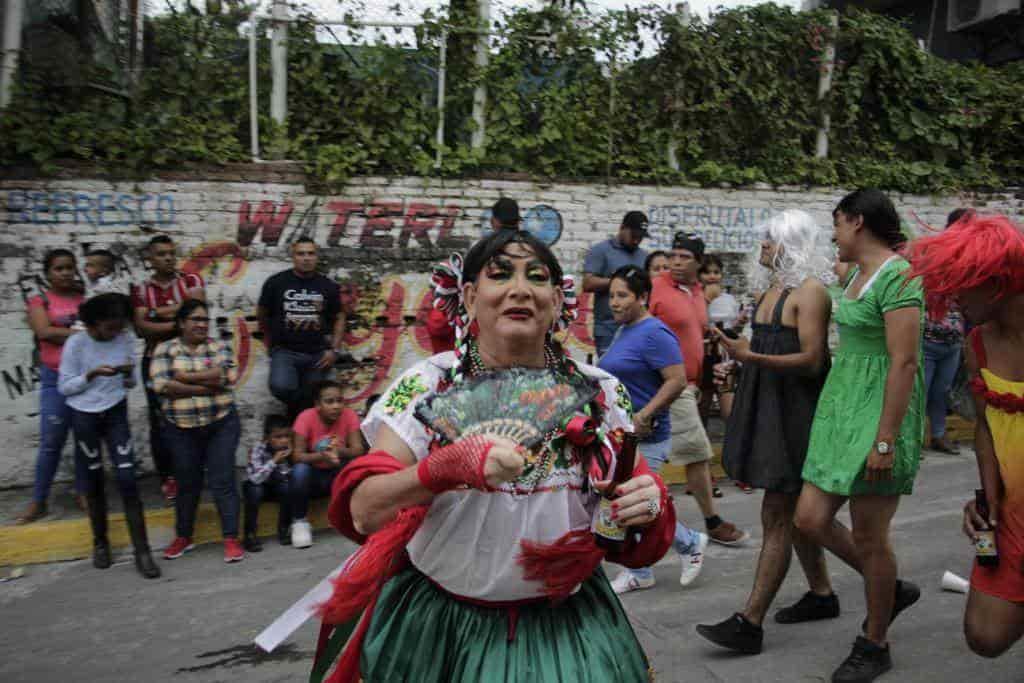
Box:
[974,489,999,567]
[592,432,638,553]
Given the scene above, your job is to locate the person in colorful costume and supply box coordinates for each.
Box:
[697,209,863,654]
[795,190,924,683]
[906,212,1024,658]
[311,228,676,683]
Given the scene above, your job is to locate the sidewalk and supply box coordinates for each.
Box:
[0,477,331,567]
[0,415,974,568]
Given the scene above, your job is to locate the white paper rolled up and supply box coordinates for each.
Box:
[254,562,346,653]
[940,570,969,594]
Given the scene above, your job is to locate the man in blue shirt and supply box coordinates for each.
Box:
[582,211,650,357]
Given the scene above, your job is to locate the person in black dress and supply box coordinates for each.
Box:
[696,210,864,654]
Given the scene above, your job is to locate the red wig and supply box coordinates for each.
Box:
[906,212,1024,318]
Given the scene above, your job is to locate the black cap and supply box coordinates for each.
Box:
[672,231,705,260]
[491,198,521,227]
[622,211,649,236]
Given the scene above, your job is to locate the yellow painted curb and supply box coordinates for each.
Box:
[0,417,975,567]
[0,500,331,567]
[660,444,725,486]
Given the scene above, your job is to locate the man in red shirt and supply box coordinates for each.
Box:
[132,235,206,502]
[650,232,748,546]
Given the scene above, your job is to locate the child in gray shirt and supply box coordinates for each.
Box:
[58,293,160,579]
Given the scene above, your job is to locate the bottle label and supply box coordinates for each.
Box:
[592,497,626,542]
[975,530,998,557]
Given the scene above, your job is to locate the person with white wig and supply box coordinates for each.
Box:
[696,209,865,654]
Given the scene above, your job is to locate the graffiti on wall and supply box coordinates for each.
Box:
[237,199,464,249]
[2,365,39,401]
[647,204,776,253]
[0,187,581,487]
[6,190,176,227]
[478,204,564,246]
[238,198,566,250]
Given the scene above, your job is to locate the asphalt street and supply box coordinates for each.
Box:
[1,448,1021,682]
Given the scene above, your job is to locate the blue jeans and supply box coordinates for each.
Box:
[269,348,329,414]
[141,355,174,479]
[242,472,291,536]
[629,438,701,580]
[164,409,241,539]
[71,400,138,500]
[289,462,340,520]
[33,365,87,502]
[923,340,961,439]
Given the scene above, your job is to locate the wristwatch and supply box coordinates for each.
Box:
[876,440,893,455]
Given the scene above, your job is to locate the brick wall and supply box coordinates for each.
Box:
[1,169,1020,488]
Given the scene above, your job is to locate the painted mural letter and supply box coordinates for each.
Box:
[237,200,295,246]
[325,201,363,246]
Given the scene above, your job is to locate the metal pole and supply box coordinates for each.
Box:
[249,12,260,161]
[814,11,838,159]
[435,28,447,169]
[470,0,490,150]
[270,0,288,124]
[127,0,143,87]
[606,60,615,184]
[0,0,25,110]
[926,0,939,52]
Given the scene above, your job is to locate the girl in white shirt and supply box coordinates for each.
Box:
[59,293,160,579]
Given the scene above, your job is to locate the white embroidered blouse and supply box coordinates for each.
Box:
[361,352,635,601]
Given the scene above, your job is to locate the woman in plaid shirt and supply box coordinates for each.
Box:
[149,299,245,563]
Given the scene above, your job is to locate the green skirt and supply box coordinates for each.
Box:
[315,566,652,683]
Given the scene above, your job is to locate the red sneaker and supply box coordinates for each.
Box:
[223,537,245,563]
[161,477,178,502]
[164,537,194,559]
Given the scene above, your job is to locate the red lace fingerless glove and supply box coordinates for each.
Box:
[416,435,494,493]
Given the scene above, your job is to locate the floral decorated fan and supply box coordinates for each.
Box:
[414,368,600,449]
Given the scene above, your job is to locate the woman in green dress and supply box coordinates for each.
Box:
[795,189,925,683]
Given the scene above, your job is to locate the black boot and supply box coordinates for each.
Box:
[123,497,161,579]
[87,487,111,570]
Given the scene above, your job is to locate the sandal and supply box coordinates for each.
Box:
[685,487,725,498]
[15,501,47,525]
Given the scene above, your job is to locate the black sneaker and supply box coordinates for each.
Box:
[832,636,892,682]
[860,579,921,632]
[774,591,840,624]
[696,613,764,654]
[93,539,112,569]
[243,536,263,553]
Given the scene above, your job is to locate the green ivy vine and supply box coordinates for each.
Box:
[1,4,1021,193]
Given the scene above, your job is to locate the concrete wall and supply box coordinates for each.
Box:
[2,169,1021,488]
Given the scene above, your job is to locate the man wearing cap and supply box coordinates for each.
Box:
[582,211,650,356]
[650,232,750,547]
[491,198,522,231]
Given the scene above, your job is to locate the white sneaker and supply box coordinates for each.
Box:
[610,569,655,595]
[291,519,313,549]
[679,532,709,587]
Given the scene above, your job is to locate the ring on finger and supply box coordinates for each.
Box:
[646,498,659,517]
